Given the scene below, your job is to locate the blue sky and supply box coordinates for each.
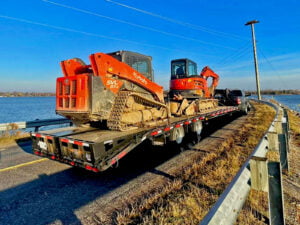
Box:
[0,0,299,92]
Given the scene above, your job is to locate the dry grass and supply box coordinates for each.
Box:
[288,110,300,145]
[266,151,280,162]
[238,102,300,225]
[0,123,30,147]
[284,109,300,224]
[106,101,275,225]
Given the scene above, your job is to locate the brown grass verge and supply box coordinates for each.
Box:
[98,101,275,225]
[238,101,300,225]
[0,123,30,147]
[284,109,300,224]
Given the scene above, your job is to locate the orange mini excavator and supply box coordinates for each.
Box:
[169,58,219,99]
[168,58,220,116]
[56,51,168,130]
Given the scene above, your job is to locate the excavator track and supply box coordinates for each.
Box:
[107,91,167,131]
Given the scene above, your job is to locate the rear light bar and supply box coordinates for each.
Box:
[60,138,90,147]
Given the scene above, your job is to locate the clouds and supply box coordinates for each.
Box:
[214,52,300,90]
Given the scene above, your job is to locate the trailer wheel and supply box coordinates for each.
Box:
[170,126,185,144]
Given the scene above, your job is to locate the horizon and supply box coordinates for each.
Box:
[1,88,300,94]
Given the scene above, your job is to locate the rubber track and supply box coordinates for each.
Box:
[107,91,166,131]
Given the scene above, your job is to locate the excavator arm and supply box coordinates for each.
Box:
[200,66,219,90]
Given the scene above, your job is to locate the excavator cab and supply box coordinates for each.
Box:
[171,59,198,79]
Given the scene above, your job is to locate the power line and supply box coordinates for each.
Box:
[42,0,236,50]
[105,0,248,41]
[257,48,289,89]
[0,14,202,54]
[216,43,252,68]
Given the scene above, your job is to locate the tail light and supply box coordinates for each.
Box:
[235,97,241,105]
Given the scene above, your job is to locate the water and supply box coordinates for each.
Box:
[0,96,63,123]
[0,95,299,124]
[263,95,300,113]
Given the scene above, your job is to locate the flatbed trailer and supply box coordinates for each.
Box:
[31,106,238,172]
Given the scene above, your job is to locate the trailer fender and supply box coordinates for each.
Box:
[191,121,203,135]
[169,126,185,144]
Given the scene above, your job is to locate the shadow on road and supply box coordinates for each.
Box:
[0,113,242,225]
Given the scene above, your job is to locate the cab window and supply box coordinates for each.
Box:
[171,61,186,78]
[188,61,197,76]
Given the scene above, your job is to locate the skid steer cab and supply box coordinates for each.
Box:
[169,58,219,99]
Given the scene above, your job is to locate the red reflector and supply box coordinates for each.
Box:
[46,136,53,140]
[111,159,116,165]
[211,114,216,116]
[74,141,83,146]
[164,127,171,132]
[184,121,191,125]
[34,151,40,155]
[118,151,127,159]
[92,167,99,172]
[175,124,182,128]
[61,139,69,143]
[200,117,205,120]
[85,165,93,170]
[51,155,56,160]
[151,130,161,136]
[192,119,197,122]
[70,161,75,166]
[35,134,42,138]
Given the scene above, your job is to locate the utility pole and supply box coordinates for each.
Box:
[245,20,261,100]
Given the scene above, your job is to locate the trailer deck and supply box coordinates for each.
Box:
[31,106,238,172]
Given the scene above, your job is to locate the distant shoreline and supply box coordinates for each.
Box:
[0,93,55,97]
[246,90,300,95]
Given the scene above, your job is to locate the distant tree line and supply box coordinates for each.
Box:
[246,89,300,95]
[0,92,55,97]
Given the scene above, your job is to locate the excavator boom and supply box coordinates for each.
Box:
[200,66,219,93]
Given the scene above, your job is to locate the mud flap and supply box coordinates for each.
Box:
[169,126,185,144]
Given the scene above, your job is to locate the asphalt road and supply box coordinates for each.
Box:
[0,113,242,225]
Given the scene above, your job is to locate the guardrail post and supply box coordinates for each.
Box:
[267,132,279,152]
[268,162,285,225]
[274,120,283,134]
[250,156,268,192]
[273,109,289,172]
[283,108,290,140]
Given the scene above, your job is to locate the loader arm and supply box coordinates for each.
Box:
[90,53,164,103]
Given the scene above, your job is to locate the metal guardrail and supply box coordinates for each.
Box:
[200,99,288,225]
[0,118,72,132]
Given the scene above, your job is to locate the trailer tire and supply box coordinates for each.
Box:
[170,126,185,144]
